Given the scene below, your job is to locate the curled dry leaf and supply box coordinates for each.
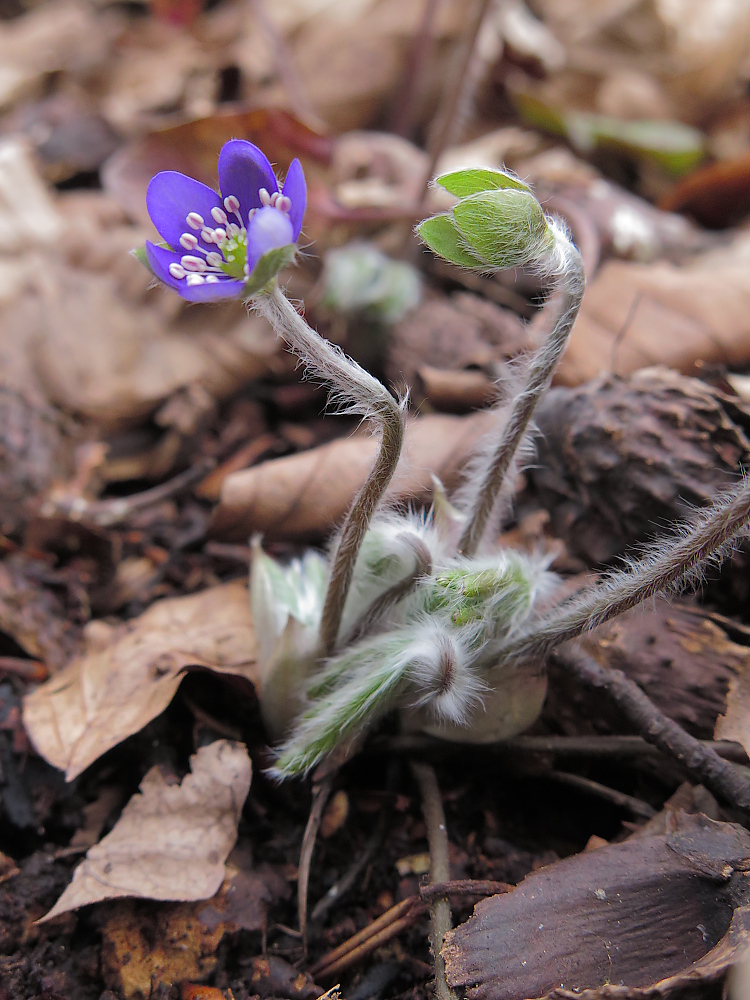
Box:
[560,233,750,385]
[41,740,251,921]
[443,812,750,1000]
[209,411,496,542]
[23,581,256,780]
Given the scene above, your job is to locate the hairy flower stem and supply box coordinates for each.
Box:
[497,477,750,664]
[458,235,585,557]
[255,285,405,654]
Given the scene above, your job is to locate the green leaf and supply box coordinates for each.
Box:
[244,244,297,297]
[452,189,551,269]
[436,167,531,198]
[417,214,486,268]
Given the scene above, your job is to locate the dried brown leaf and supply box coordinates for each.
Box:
[23,581,256,780]
[41,740,251,921]
[209,411,496,542]
[560,236,750,385]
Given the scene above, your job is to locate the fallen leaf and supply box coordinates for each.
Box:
[209,411,496,542]
[23,581,256,780]
[443,812,750,1000]
[559,232,750,385]
[41,740,251,920]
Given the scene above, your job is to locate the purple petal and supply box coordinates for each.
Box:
[281,158,307,241]
[218,140,278,222]
[145,241,244,302]
[146,172,222,252]
[245,207,294,273]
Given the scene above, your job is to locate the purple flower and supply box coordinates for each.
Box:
[144,139,306,301]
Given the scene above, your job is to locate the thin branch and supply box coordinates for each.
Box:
[254,286,405,655]
[459,234,585,556]
[411,761,457,1000]
[497,477,750,663]
[551,645,750,814]
[546,769,656,819]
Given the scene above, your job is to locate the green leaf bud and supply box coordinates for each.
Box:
[436,166,531,198]
[452,188,553,269]
[244,243,298,297]
[416,213,487,269]
[321,243,422,325]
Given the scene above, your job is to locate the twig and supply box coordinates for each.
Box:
[551,645,750,814]
[411,761,457,1000]
[298,774,334,952]
[249,0,320,124]
[0,657,48,683]
[41,457,216,528]
[390,0,444,138]
[546,769,656,819]
[421,0,496,200]
[309,880,509,980]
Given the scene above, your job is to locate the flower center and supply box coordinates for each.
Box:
[168,188,293,287]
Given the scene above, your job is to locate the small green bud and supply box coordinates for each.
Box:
[452,189,552,269]
[245,244,297,297]
[418,167,553,271]
[417,214,487,269]
[321,243,421,325]
[436,166,532,198]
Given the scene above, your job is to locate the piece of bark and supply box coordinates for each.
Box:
[542,600,750,742]
[208,411,495,542]
[443,812,750,1000]
[530,367,750,564]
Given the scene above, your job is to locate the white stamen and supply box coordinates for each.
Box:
[247,208,256,221]
[211,206,228,225]
[181,255,207,272]
[206,275,220,283]
[180,233,198,250]
[224,195,240,214]
[270,191,279,207]
[201,228,216,244]
[206,252,223,267]
[169,262,186,279]
[259,188,272,207]
[243,262,250,275]
[276,194,292,214]
[213,227,226,242]
[186,212,204,230]
[186,273,205,285]
[227,223,240,238]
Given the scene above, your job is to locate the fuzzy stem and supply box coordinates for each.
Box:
[496,477,750,663]
[254,286,405,654]
[458,233,585,557]
[411,761,457,1000]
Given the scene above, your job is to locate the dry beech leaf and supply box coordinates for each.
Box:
[716,662,750,760]
[31,264,280,430]
[559,234,750,385]
[209,411,496,542]
[23,581,256,780]
[444,812,750,1000]
[40,740,251,922]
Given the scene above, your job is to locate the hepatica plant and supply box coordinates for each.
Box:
[140,148,750,780]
